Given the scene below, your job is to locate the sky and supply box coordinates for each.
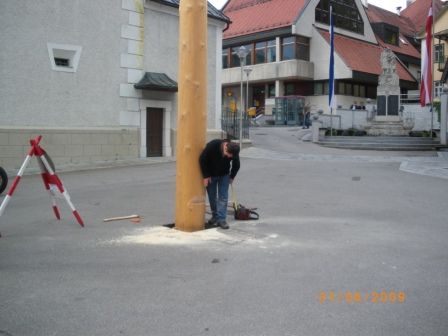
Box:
[208,0,411,13]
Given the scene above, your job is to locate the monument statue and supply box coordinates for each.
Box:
[366,48,412,135]
[377,48,400,116]
[379,48,399,88]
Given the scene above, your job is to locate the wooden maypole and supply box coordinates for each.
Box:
[175,0,207,232]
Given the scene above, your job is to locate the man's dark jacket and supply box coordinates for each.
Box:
[199,139,240,179]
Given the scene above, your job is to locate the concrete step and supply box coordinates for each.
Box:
[320,136,437,143]
[318,136,444,151]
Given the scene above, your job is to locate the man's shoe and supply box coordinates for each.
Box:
[217,220,229,229]
[207,217,218,227]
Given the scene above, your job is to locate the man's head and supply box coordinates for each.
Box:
[223,141,240,158]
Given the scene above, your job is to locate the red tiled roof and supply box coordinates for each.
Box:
[364,4,420,59]
[402,0,444,33]
[365,4,416,37]
[223,0,307,39]
[319,29,416,82]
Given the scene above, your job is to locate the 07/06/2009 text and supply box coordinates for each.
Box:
[318,291,406,304]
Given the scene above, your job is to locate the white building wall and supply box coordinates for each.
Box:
[0,0,125,128]
[143,2,226,143]
[0,0,226,171]
[311,28,352,82]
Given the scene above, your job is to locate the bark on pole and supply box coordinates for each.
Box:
[175,0,207,232]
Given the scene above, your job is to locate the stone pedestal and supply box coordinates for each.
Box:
[312,119,322,143]
[365,120,412,136]
[370,48,407,135]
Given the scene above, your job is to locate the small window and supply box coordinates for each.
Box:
[285,83,295,95]
[345,83,352,95]
[385,28,398,46]
[54,58,70,67]
[296,36,310,61]
[255,42,266,64]
[314,82,323,95]
[282,37,296,61]
[47,43,82,73]
[268,83,275,98]
[434,44,444,63]
[267,40,276,62]
[323,82,329,95]
[359,85,366,97]
[337,81,345,95]
[222,48,229,69]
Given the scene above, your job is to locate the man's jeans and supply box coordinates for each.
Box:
[206,175,230,222]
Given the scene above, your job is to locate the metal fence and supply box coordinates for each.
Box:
[316,113,342,129]
[221,108,250,140]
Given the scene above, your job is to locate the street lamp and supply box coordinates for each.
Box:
[237,46,249,149]
[244,67,252,118]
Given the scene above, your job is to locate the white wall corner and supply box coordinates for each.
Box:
[122,0,144,13]
[128,40,144,56]
[120,84,142,98]
[121,25,144,41]
[129,12,144,27]
[120,53,143,69]
[128,69,144,83]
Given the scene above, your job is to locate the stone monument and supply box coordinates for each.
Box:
[377,48,400,118]
[366,48,411,135]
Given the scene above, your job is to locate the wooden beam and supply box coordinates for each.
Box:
[175,0,207,232]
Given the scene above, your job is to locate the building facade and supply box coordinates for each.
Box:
[430,6,448,97]
[0,0,229,172]
[220,0,425,122]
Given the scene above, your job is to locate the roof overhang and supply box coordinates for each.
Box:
[134,72,178,92]
[434,29,448,41]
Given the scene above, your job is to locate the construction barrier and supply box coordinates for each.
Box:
[0,135,84,229]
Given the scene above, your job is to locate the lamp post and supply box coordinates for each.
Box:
[237,46,249,149]
[244,67,252,117]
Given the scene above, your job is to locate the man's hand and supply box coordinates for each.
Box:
[203,177,211,187]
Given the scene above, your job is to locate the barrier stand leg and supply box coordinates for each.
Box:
[38,156,61,220]
[0,136,41,218]
[36,147,84,227]
[0,135,84,229]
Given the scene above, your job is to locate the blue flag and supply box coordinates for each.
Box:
[328,6,336,109]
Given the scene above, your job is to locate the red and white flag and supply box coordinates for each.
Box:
[420,6,433,107]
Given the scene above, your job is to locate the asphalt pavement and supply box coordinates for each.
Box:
[0,127,447,336]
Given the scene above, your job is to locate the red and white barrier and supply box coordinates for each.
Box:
[0,135,84,228]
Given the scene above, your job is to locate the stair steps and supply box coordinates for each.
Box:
[318,136,445,151]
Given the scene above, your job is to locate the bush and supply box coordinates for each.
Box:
[325,128,366,136]
[409,130,437,137]
[433,101,441,122]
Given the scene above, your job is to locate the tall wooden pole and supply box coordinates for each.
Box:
[175,0,207,232]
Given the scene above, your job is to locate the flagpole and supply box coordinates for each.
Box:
[329,4,335,136]
[421,3,434,137]
[330,108,333,136]
[431,0,435,138]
